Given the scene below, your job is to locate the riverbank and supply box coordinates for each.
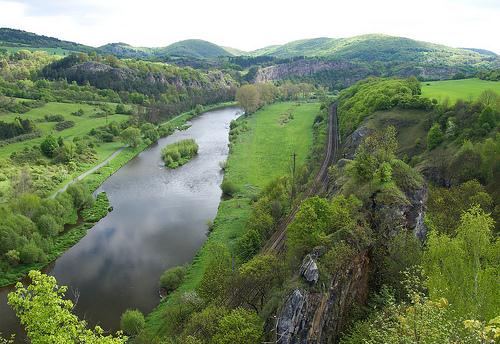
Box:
[144,101,321,338]
[0,101,236,288]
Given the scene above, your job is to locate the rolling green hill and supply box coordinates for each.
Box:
[97,42,155,59]
[159,39,233,58]
[250,34,496,64]
[0,27,94,54]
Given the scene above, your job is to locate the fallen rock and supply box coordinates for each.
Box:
[300,254,319,284]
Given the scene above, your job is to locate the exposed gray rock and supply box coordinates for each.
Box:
[276,252,370,344]
[341,125,373,159]
[299,254,319,284]
[277,289,306,344]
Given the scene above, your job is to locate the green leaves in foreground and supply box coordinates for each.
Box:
[8,270,127,344]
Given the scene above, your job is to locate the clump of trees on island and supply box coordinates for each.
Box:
[161,139,199,169]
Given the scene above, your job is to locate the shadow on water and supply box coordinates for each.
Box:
[0,107,242,340]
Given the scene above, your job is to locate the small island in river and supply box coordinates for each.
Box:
[161,139,199,168]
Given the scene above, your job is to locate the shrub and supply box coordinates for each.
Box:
[220,180,238,196]
[427,123,443,150]
[36,214,60,237]
[40,135,58,157]
[120,309,145,336]
[159,266,186,293]
[54,120,75,131]
[44,114,64,122]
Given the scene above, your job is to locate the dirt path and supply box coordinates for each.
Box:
[51,146,126,198]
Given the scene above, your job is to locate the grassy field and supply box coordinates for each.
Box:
[0,44,74,55]
[421,78,500,103]
[226,102,319,195]
[145,101,320,337]
[0,101,129,160]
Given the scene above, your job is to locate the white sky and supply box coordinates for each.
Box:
[0,0,499,53]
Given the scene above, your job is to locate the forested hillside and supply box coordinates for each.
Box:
[0,24,499,344]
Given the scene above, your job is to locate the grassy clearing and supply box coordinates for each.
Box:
[145,101,320,337]
[421,78,500,103]
[365,109,430,157]
[226,102,320,197]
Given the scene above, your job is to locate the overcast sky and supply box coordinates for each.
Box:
[0,0,498,53]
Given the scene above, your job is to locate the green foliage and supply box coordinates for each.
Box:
[40,134,58,157]
[181,305,228,341]
[196,243,233,302]
[211,308,263,344]
[120,127,142,148]
[161,139,198,169]
[424,206,499,320]
[236,85,261,113]
[287,195,362,261]
[340,287,494,344]
[220,180,238,196]
[80,192,110,223]
[338,77,429,136]
[54,120,75,131]
[160,266,187,293]
[427,180,493,235]
[8,270,127,343]
[427,123,443,150]
[236,253,284,311]
[120,309,145,336]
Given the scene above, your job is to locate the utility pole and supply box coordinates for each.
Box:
[291,151,296,200]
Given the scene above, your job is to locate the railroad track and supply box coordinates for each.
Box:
[263,103,339,254]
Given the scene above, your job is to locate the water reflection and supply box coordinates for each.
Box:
[0,107,241,338]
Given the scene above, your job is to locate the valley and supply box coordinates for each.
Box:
[0,18,499,344]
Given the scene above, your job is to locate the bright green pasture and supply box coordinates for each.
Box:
[0,101,129,160]
[226,101,320,195]
[421,78,500,103]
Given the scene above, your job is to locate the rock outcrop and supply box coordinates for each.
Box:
[299,254,319,284]
[277,251,370,344]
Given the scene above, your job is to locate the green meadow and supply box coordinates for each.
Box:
[421,78,500,103]
[0,101,129,160]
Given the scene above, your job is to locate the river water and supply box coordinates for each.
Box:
[0,107,241,339]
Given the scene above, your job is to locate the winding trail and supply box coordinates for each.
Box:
[51,146,126,197]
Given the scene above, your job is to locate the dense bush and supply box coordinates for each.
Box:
[337,77,428,136]
[0,117,36,140]
[161,139,198,169]
[54,120,75,131]
[44,114,64,122]
[120,309,145,336]
[159,266,186,293]
[220,180,238,196]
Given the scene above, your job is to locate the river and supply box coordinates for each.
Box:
[0,106,242,339]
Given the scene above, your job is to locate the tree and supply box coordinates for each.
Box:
[424,206,499,320]
[36,214,60,237]
[211,308,263,344]
[40,135,58,157]
[120,127,142,148]
[427,123,443,150]
[8,271,127,343]
[197,243,233,302]
[236,85,260,113]
[120,309,145,336]
[160,265,186,293]
[182,305,228,341]
[236,254,283,311]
